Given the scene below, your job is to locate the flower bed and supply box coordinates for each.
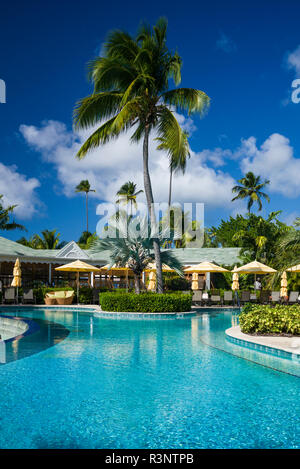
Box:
[239,304,300,336]
[99,292,192,313]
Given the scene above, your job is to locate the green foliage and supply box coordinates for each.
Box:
[239,304,300,335]
[164,275,190,291]
[99,291,192,312]
[0,194,26,232]
[232,171,270,212]
[207,212,291,265]
[116,181,143,214]
[92,214,183,293]
[77,286,93,304]
[75,180,95,194]
[17,229,66,249]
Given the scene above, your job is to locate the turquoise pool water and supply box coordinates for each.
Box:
[0,307,299,449]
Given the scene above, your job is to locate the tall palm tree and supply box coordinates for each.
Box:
[156,130,190,206]
[232,172,270,213]
[0,195,25,232]
[75,180,96,232]
[116,181,143,215]
[73,18,210,292]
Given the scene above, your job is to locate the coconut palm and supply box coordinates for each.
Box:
[19,230,65,250]
[0,195,25,232]
[92,214,183,294]
[73,18,210,292]
[116,181,143,216]
[232,172,270,213]
[75,180,96,232]
[156,130,190,206]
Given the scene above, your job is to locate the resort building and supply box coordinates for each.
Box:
[0,236,241,289]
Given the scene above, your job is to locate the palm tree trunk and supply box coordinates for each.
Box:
[134,273,140,294]
[143,125,163,293]
[168,166,173,207]
[86,192,89,232]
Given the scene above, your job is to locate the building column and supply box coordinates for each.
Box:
[205,272,210,290]
[48,263,52,285]
[91,272,94,288]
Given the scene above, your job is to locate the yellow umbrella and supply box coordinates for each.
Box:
[100,263,132,272]
[232,266,239,291]
[286,264,300,272]
[280,271,288,298]
[144,262,175,272]
[184,261,229,273]
[147,271,156,291]
[11,258,21,303]
[55,260,101,303]
[233,261,276,274]
[191,272,199,290]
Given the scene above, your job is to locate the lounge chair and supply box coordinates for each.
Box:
[22,289,36,304]
[288,291,299,305]
[3,287,16,304]
[44,290,74,305]
[270,291,280,304]
[210,290,221,305]
[192,290,202,306]
[241,291,250,304]
[260,290,270,304]
[201,291,210,306]
[223,291,233,305]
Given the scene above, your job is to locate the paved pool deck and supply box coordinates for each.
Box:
[226,325,300,356]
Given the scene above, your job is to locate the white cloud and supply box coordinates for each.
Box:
[216,33,236,53]
[20,119,236,212]
[0,163,40,219]
[239,133,300,197]
[286,45,300,75]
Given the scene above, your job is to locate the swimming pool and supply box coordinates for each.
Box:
[0,307,299,449]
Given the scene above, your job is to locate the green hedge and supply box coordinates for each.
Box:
[77,286,93,304]
[99,292,192,312]
[239,304,300,336]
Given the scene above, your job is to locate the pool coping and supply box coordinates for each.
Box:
[226,326,300,358]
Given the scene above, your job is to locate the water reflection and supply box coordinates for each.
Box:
[0,318,69,365]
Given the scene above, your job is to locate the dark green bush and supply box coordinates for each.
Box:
[99,292,192,312]
[239,304,300,336]
[77,286,93,304]
[164,276,190,291]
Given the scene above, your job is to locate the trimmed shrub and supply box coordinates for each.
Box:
[99,292,192,312]
[239,304,300,336]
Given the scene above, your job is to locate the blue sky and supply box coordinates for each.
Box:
[1,0,300,242]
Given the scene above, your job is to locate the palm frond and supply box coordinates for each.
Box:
[162,88,210,116]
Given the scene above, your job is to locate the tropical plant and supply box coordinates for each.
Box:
[78,231,99,249]
[208,211,291,264]
[73,18,210,292]
[232,171,270,212]
[116,181,143,215]
[18,229,65,250]
[0,195,25,232]
[75,180,96,232]
[91,214,183,294]
[156,130,190,206]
